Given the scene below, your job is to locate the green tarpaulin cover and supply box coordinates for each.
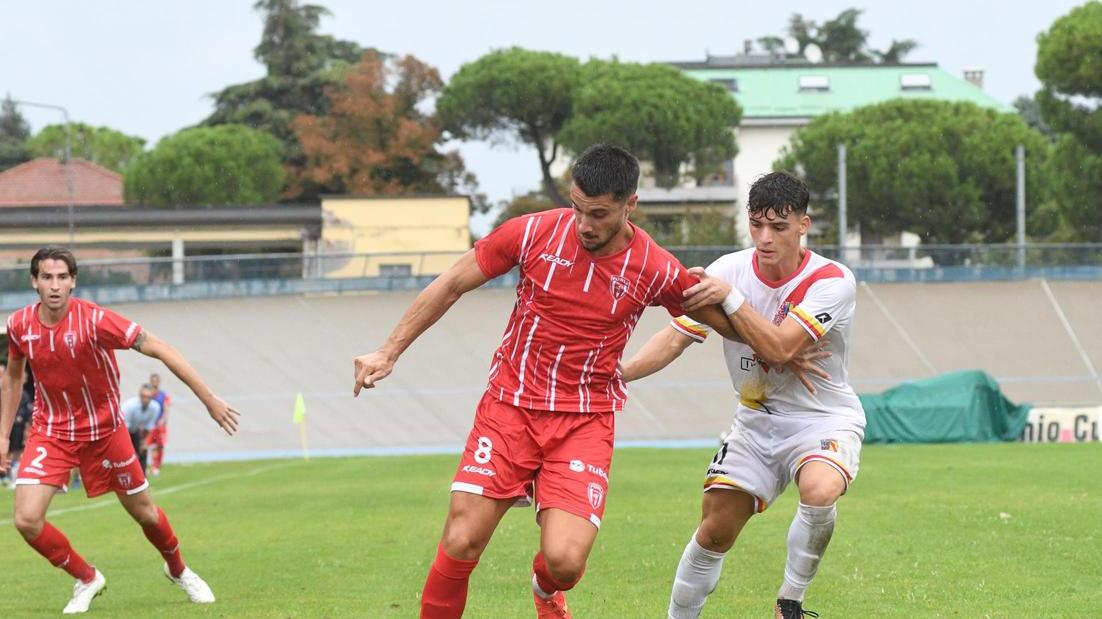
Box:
[859,370,1031,443]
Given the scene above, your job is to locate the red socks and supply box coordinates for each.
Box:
[420,544,479,619]
[27,522,96,583]
[142,506,186,577]
[532,552,582,597]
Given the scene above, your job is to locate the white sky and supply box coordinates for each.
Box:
[3,0,1083,232]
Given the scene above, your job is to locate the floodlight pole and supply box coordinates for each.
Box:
[837,143,847,256]
[13,100,75,247]
[1016,144,1026,269]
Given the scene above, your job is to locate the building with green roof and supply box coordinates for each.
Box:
[638,52,1010,244]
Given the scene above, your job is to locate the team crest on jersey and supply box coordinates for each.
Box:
[63,331,76,350]
[587,482,604,509]
[609,275,630,300]
[820,439,839,452]
[772,302,792,326]
[117,473,132,487]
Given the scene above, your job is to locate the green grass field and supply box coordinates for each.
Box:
[1,443,1099,618]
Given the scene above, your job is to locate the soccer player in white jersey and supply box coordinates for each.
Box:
[622,172,864,619]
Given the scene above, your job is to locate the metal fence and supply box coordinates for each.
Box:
[0,244,1098,310]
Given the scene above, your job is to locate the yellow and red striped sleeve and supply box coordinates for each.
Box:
[788,306,828,340]
[670,315,709,343]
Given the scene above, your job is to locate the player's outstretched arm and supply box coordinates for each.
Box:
[0,354,26,475]
[131,330,240,436]
[354,249,490,396]
[621,325,695,382]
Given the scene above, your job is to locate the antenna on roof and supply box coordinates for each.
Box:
[803,43,823,64]
[783,36,800,56]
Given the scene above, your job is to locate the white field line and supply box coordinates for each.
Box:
[1040,279,1102,396]
[0,461,297,527]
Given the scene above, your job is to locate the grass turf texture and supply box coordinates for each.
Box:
[0,443,1099,618]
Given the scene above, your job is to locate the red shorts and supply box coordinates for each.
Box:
[452,393,615,528]
[16,427,149,498]
[145,425,167,446]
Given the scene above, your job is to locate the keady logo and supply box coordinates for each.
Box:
[538,253,574,268]
[20,334,41,342]
[610,275,630,300]
[461,465,495,477]
[587,482,605,509]
[569,459,585,473]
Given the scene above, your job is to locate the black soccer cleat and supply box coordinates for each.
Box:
[774,598,820,619]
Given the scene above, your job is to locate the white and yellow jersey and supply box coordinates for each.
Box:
[672,248,865,425]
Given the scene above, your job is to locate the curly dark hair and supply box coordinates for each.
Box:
[747,172,809,219]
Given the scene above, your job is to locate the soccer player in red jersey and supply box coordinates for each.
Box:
[353,144,745,618]
[0,247,240,614]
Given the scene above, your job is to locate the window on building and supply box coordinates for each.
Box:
[798,75,830,92]
[379,264,413,277]
[900,73,932,91]
[710,78,738,92]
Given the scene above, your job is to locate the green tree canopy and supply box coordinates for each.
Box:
[559,60,742,188]
[1034,1,1102,240]
[203,0,367,175]
[776,99,1051,245]
[437,48,581,206]
[124,125,283,206]
[28,123,146,173]
[0,95,32,171]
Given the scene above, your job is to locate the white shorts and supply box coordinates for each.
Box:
[703,407,864,512]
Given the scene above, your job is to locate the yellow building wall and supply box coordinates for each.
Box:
[320,196,470,278]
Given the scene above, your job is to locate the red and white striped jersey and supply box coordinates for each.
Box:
[474,208,697,413]
[6,298,141,442]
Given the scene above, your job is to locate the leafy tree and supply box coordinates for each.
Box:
[1012,95,1055,141]
[438,48,581,206]
[1034,1,1102,240]
[290,53,487,211]
[0,95,31,171]
[124,125,283,206]
[203,0,366,175]
[28,123,145,173]
[558,60,741,188]
[776,99,1051,245]
[759,8,917,64]
[1035,1,1102,150]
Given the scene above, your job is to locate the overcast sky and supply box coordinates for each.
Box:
[3,0,1084,231]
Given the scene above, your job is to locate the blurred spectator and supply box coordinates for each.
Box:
[121,384,161,474]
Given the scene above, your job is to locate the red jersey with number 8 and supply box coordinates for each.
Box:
[474,208,697,413]
[6,298,141,442]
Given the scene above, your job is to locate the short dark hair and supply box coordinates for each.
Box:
[747,172,810,219]
[571,144,640,202]
[30,247,78,277]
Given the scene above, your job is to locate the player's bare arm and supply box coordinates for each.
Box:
[353,249,490,396]
[131,329,240,435]
[0,353,26,475]
[621,325,694,382]
[684,267,821,367]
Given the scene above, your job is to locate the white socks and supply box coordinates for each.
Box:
[668,530,727,619]
[777,502,836,602]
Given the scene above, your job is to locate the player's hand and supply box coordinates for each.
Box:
[203,396,240,436]
[682,267,732,313]
[781,343,832,395]
[354,351,394,396]
[0,437,9,476]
